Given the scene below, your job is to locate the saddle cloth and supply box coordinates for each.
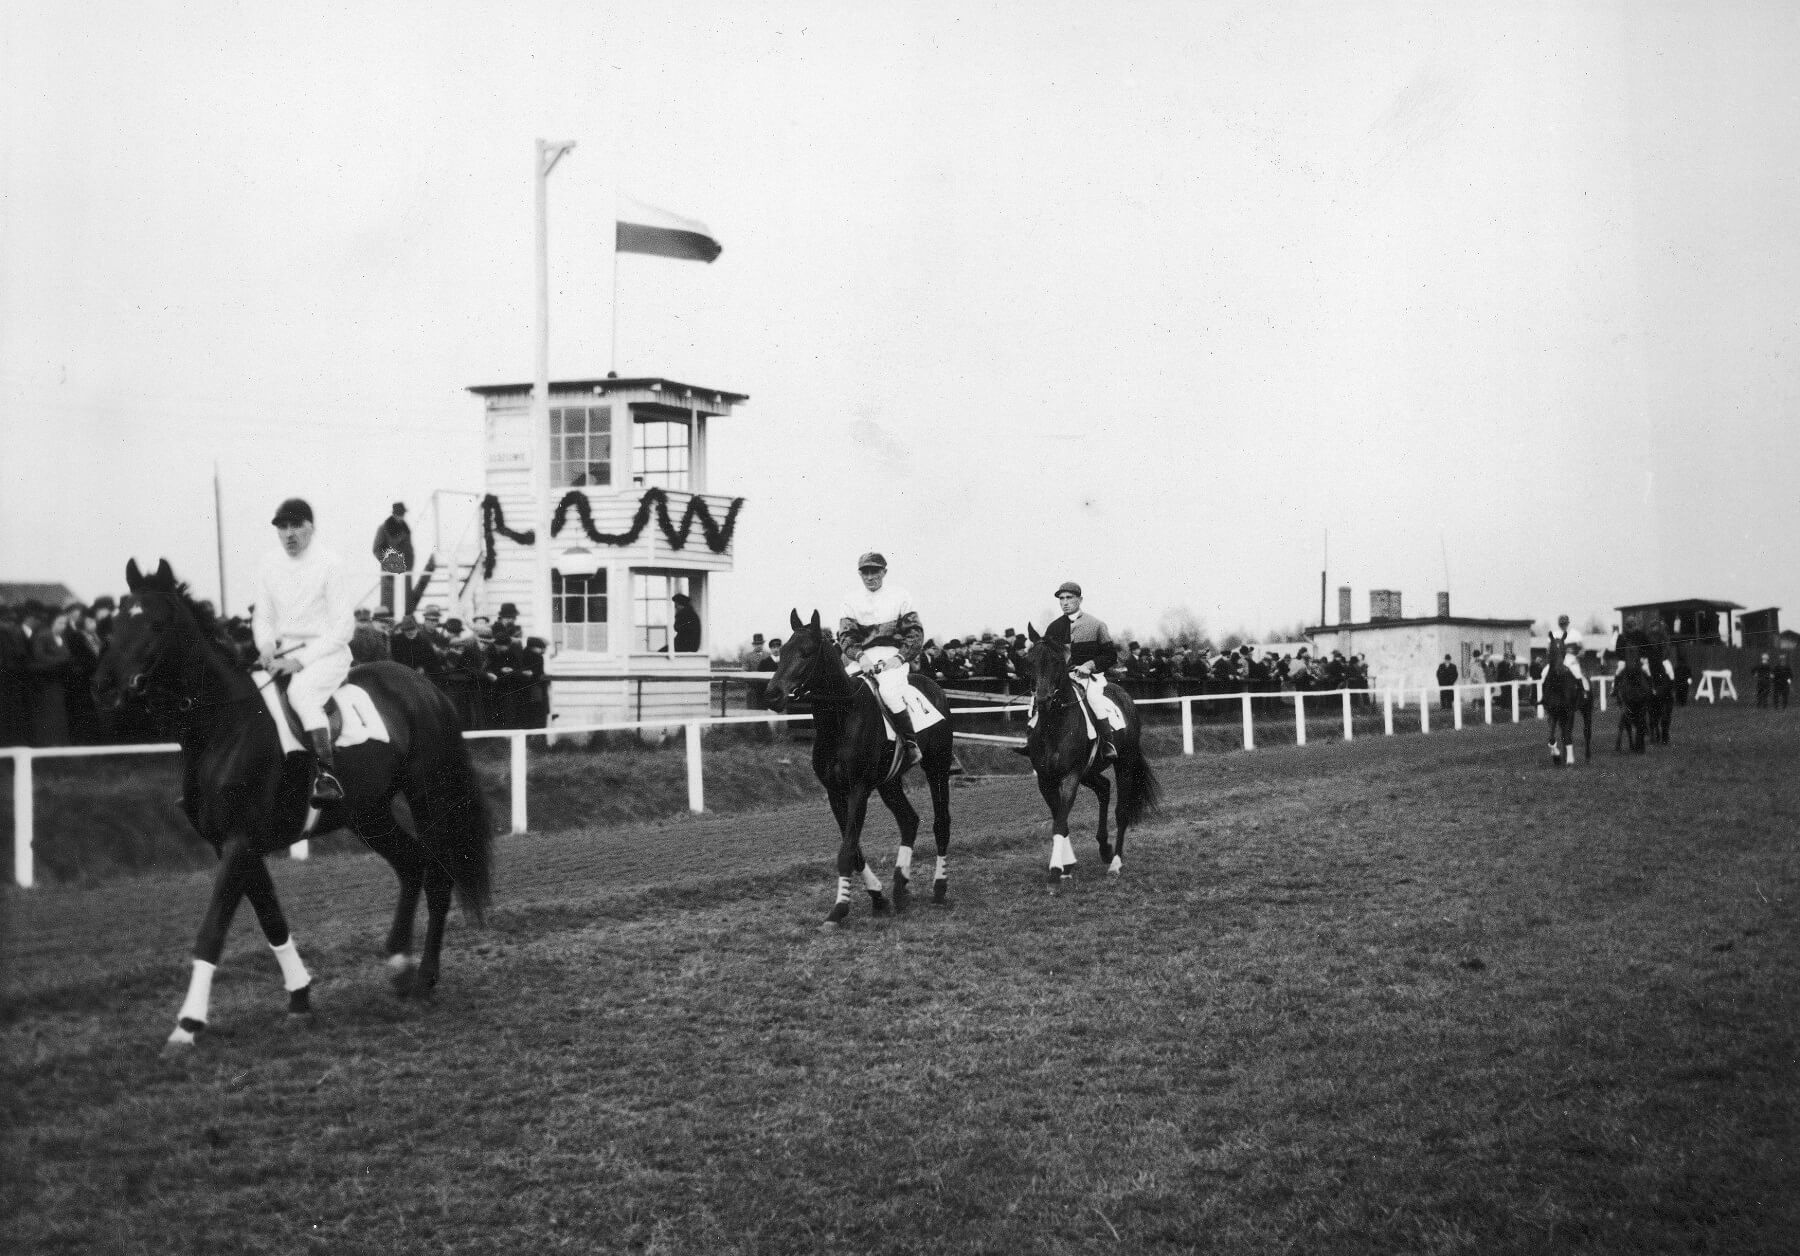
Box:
[862,677,947,741]
[253,671,392,757]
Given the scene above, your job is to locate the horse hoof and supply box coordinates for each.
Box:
[870,893,892,918]
[287,984,313,1016]
[822,901,850,928]
[891,880,909,914]
[932,878,948,904]
[1107,859,1122,878]
[162,1026,198,1056]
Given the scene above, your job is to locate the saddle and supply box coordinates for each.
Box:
[257,672,392,757]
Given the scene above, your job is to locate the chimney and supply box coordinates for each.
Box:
[1437,592,1450,618]
[1338,586,1352,624]
[1370,589,1402,621]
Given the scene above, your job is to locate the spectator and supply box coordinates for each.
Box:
[389,614,441,678]
[1753,653,1773,708]
[1775,654,1792,710]
[438,618,480,728]
[372,501,414,572]
[520,636,550,727]
[0,605,31,746]
[671,592,701,653]
[90,595,118,645]
[62,602,104,744]
[351,607,390,663]
[28,608,71,746]
[1436,655,1458,711]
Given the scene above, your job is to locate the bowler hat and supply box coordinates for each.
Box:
[526,636,546,651]
[271,497,313,526]
[857,552,887,571]
[92,595,116,610]
[391,501,406,515]
[1054,581,1082,598]
[445,618,464,633]
[498,603,519,618]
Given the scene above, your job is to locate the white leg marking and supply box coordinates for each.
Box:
[271,937,312,992]
[178,959,216,1027]
[836,876,853,904]
[861,865,884,894]
[1050,834,1077,870]
[935,855,948,881]
[894,845,913,874]
[1108,855,1123,875]
[387,953,418,972]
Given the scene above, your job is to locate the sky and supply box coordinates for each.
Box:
[4,1,1797,651]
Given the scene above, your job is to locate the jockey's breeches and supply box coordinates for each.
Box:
[286,643,351,730]
[1076,673,1126,728]
[848,645,910,713]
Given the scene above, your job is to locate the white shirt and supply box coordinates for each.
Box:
[252,542,357,667]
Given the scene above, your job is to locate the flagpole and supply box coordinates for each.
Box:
[534,139,576,651]
[213,461,228,614]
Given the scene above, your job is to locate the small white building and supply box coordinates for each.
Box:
[1305,614,1535,694]
[467,375,747,728]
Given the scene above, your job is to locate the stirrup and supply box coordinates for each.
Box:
[900,739,922,769]
[310,768,345,805]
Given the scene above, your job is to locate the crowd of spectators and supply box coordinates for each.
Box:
[0,593,551,748]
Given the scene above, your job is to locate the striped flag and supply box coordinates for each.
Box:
[615,195,722,263]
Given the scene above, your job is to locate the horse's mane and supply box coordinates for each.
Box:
[136,565,239,659]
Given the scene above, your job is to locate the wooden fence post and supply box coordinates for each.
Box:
[686,721,705,813]
[1240,691,1255,751]
[12,752,32,889]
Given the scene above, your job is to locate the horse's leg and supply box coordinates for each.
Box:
[876,777,920,913]
[925,757,953,903]
[1038,768,1082,884]
[167,834,257,1050]
[414,862,455,996]
[238,851,314,1017]
[1086,769,1114,873]
[360,808,425,995]
[825,785,878,927]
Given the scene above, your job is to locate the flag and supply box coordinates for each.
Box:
[615,195,722,263]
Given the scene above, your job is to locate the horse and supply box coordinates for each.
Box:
[92,560,494,1051]
[1020,625,1162,883]
[1647,647,1676,745]
[1536,653,1592,766]
[1612,662,1653,753]
[765,609,954,927]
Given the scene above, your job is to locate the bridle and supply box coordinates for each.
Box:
[1027,641,1080,713]
[115,593,253,716]
[775,628,856,712]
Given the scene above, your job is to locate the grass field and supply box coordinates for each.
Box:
[3,703,1796,1254]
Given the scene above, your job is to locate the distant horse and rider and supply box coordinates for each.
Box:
[767,609,956,927]
[94,525,493,1051]
[1018,582,1161,883]
[1537,616,1592,766]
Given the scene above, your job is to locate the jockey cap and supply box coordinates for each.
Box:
[1054,581,1082,598]
[271,497,313,526]
[857,552,887,571]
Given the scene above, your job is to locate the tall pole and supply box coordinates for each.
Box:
[533,139,576,648]
[213,461,228,614]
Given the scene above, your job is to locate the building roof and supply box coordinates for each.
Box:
[1614,598,1744,613]
[0,582,78,609]
[1305,614,1534,636]
[466,376,748,407]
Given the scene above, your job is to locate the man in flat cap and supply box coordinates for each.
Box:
[837,551,927,766]
[1041,581,1125,760]
[254,498,357,803]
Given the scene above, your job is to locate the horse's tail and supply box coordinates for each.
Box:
[435,730,496,924]
[1115,717,1163,831]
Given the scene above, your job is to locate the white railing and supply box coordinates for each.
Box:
[0,674,1630,890]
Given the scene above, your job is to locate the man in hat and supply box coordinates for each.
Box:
[837,552,927,766]
[671,591,701,653]
[254,498,357,803]
[1039,581,1126,759]
[372,501,414,571]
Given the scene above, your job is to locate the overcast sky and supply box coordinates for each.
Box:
[4,2,1796,649]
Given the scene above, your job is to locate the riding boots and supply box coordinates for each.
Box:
[888,707,923,770]
[307,727,345,805]
[1097,722,1120,761]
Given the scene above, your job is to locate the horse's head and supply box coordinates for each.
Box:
[92,558,200,712]
[766,609,837,712]
[1023,623,1072,708]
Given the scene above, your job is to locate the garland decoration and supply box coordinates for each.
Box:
[481,489,746,576]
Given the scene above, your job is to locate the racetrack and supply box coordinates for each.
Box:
[5,702,1796,1254]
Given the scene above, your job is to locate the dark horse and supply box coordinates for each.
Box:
[93,560,494,1050]
[1613,662,1654,753]
[1021,625,1161,883]
[1537,652,1592,766]
[766,609,954,926]
[1647,643,1676,744]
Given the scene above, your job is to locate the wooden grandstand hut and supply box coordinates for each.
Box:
[467,376,747,730]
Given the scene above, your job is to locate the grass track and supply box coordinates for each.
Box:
[3,704,1797,1254]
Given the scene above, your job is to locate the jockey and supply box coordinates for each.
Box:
[1541,614,1590,700]
[252,498,358,804]
[1044,581,1127,761]
[837,552,926,768]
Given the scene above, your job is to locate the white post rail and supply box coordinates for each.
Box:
[0,678,1630,889]
[1484,685,1494,725]
[1453,689,1464,730]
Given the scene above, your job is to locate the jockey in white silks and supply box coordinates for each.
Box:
[837,551,930,767]
[1037,581,1127,761]
[252,497,358,804]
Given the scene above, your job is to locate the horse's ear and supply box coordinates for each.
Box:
[808,610,821,634]
[790,608,804,634]
[126,559,144,591]
[153,559,175,588]
[1028,623,1041,643]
